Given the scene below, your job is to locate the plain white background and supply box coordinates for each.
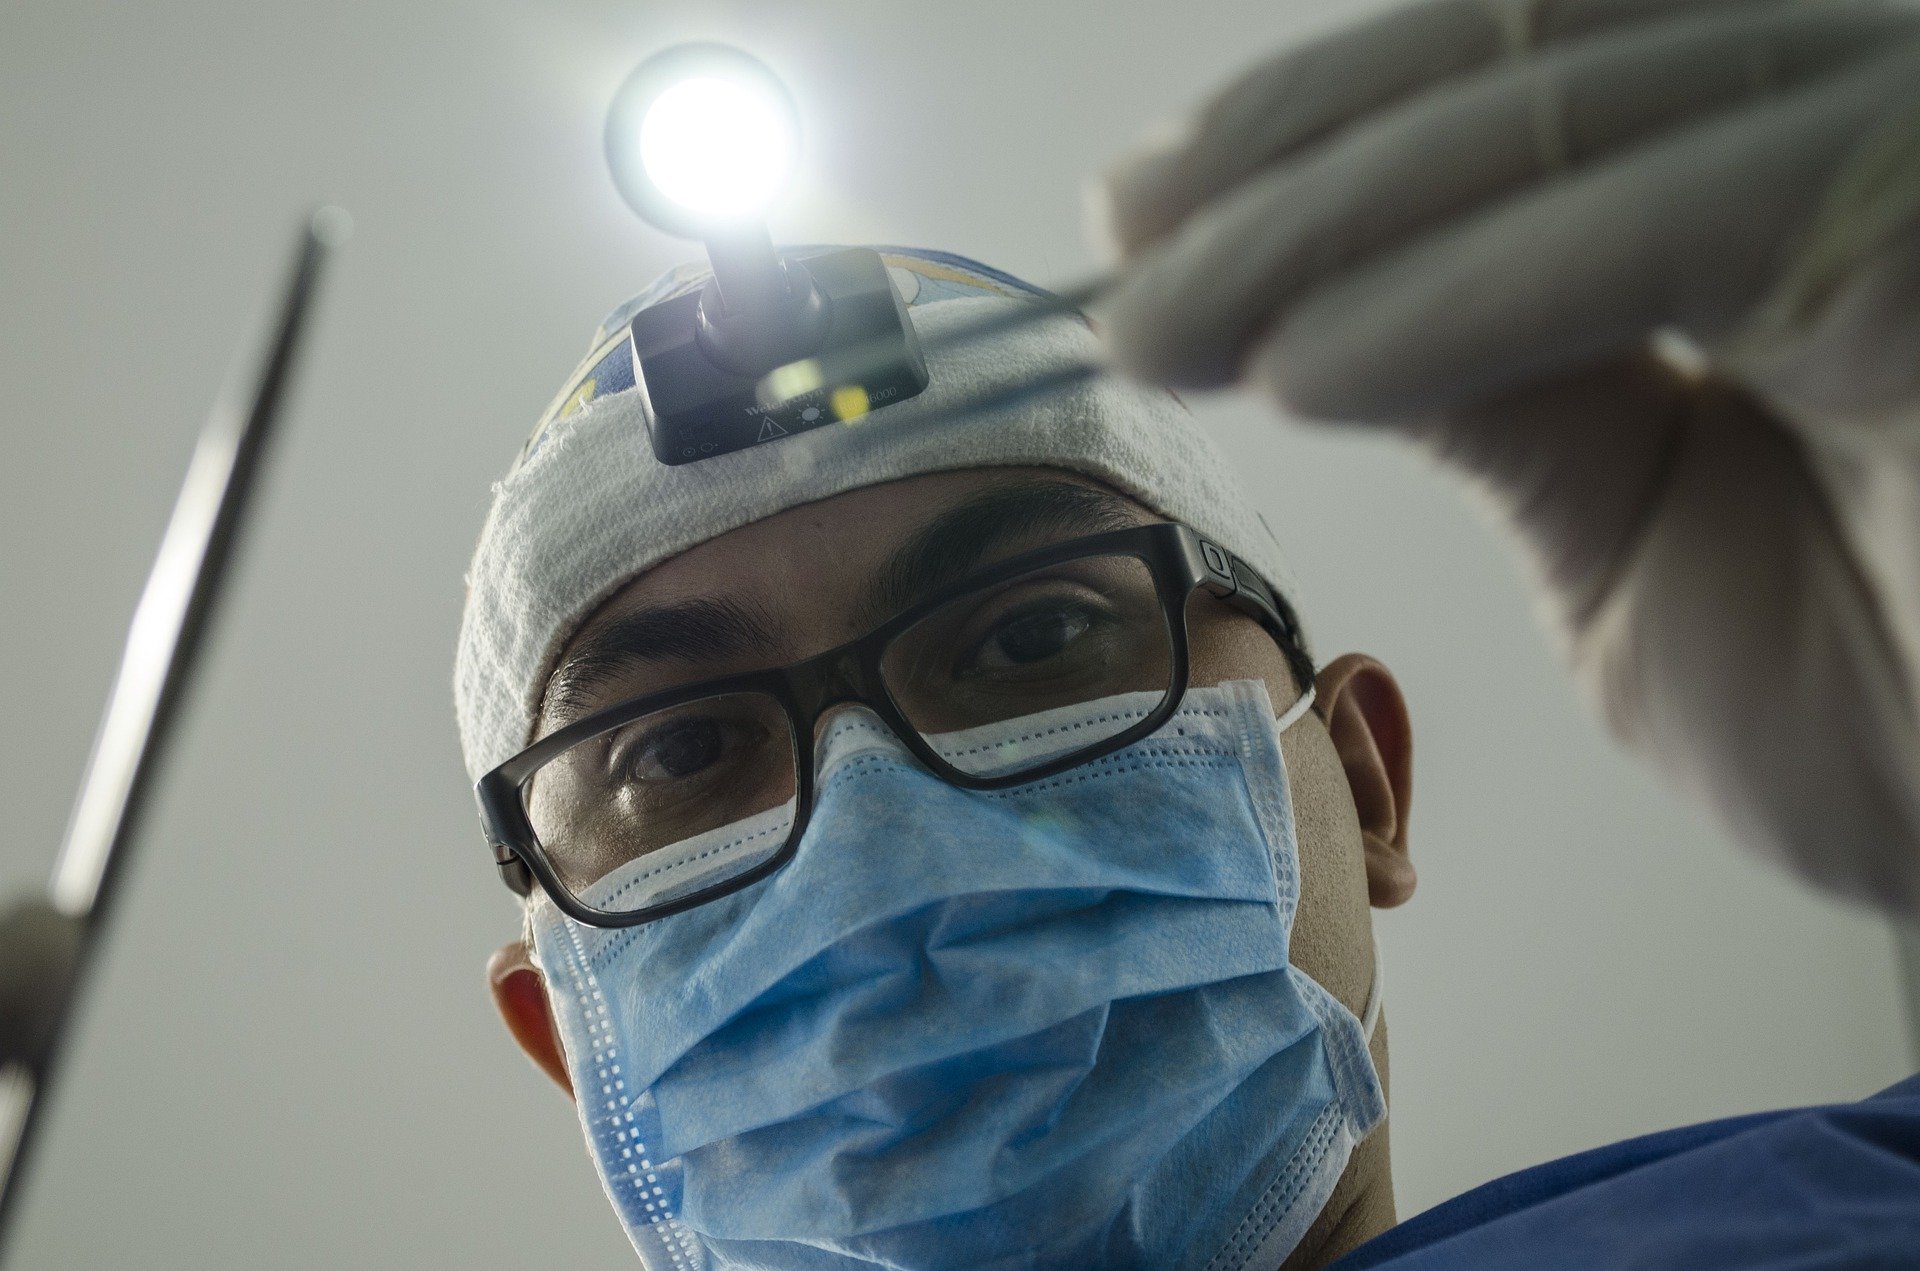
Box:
[2,1,1913,1265]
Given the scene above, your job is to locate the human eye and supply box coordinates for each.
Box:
[614,707,770,795]
[948,579,1125,685]
[879,554,1169,731]
[961,590,1108,676]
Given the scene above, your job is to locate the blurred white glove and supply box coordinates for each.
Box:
[1092,0,1920,913]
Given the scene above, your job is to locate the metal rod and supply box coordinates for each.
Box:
[0,207,345,1256]
[756,271,1112,410]
[877,360,1105,437]
[704,223,788,316]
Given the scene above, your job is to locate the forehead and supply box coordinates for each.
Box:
[575,465,1150,640]
[539,466,1157,724]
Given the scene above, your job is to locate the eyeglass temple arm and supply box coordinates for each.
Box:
[476,775,538,897]
[495,845,535,897]
[1197,540,1315,691]
[1221,556,1294,639]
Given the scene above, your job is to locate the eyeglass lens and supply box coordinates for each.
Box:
[522,551,1175,912]
[879,552,1173,775]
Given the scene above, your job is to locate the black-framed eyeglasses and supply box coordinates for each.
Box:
[475,521,1309,929]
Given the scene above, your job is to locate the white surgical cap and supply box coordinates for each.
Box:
[454,247,1292,781]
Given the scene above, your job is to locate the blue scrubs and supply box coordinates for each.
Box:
[1336,1074,1920,1268]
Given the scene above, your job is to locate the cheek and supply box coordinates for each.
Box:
[1180,599,1299,709]
[1282,724,1377,1019]
[1179,603,1373,1006]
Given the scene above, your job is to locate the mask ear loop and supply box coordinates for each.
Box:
[1359,934,1384,1045]
[1273,684,1383,1046]
[1274,684,1317,734]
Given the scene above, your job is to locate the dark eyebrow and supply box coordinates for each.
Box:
[540,479,1140,729]
[542,595,783,726]
[854,477,1144,631]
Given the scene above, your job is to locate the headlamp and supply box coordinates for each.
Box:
[604,44,928,465]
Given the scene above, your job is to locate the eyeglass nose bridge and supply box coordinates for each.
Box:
[789,644,897,739]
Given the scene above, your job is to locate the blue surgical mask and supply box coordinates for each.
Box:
[528,679,1385,1270]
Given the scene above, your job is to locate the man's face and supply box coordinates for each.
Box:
[490,464,1416,1260]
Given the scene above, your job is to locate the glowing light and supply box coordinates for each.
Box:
[760,358,823,407]
[637,75,797,221]
[831,385,870,422]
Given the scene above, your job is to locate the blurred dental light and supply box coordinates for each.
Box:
[605,44,800,239]
[637,76,797,222]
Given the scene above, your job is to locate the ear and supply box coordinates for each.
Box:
[488,939,574,1099]
[1314,653,1416,908]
